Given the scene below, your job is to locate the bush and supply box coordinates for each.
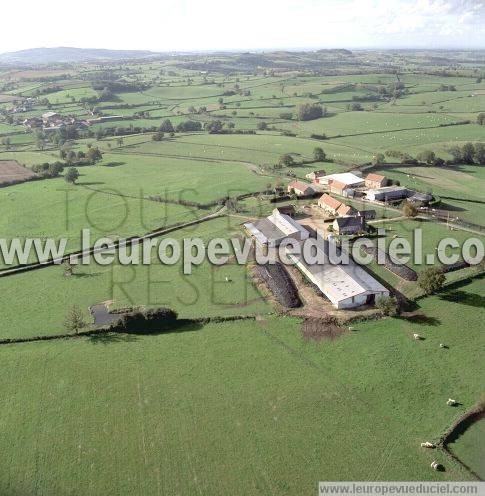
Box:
[375,296,397,316]
[403,202,418,218]
[297,103,325,121]
[418,268,446,295]
[112,307,179,333]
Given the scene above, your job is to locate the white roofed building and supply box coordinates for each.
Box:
[316,172,364,188]
[285,239,389,309]
[244,210,309,247]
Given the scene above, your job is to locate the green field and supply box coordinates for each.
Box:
[448,419,485,479]
[0,277,483,494]
[0,50,484,492]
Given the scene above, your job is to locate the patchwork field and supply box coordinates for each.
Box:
[0,49,484,492]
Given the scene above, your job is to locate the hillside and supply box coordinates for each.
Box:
[0,47,160,64]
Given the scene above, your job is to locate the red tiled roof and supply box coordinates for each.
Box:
[318,193,342,211]
[337,204,355,216]
[288,180,312,192]
[329,179,349,191]
[366,173,386,183]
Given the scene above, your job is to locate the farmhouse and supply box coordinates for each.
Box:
[287,180,314,197]
[366,186,411,202]
[328,179,354,197]
[318,194,356,217]
[305,169,326,181]
[332,216,365,235]
[286,239,389,309]
[365,173,387,189]
[318,193,342,215]
[244,210,309,247]
[316,172,364,188]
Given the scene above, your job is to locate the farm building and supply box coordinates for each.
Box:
[357,209,377,220]
[318,194,342,215]
[42,111,59,123]
[316,172,364,188]
[285,239,389,309]
[287,180,315,197]
[366,186,411,202]
[244,210,309,247]
[332,216,365,235]
[273,205,296,217]
[305,169,326,181]
[408,192,434,207]
[328,179,355,197]
[365,173,388,189]
[318,194,356,217]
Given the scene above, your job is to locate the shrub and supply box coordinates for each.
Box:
[403,202,418,218]
[112,307,179,334]
[297,103,325,121]
[418,268,446,295]
[313,147,326,161]
[375,296,398,316]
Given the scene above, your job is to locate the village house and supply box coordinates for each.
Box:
[332,216,365,235]
[365,173,387,189]
[328,179,354,197]
[42,111,60,124]
[318,194,356,217]
[287,180,315,197]
[318,193,343,215]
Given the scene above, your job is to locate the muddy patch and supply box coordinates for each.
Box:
[301,317,346,341]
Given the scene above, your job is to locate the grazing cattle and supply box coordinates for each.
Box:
[447,398,457,406]
[431,461,442,470]
[413,333,422,340]
[421,442,435,448]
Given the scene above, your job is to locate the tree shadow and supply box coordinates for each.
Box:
[103,161,125,167]
[119,319,204,336]
[438,202,467,212]
[400,313,441,326]
[72,271,103,278]
[88,332,139,345]
[439,290,485,308]
[78,181,106,186]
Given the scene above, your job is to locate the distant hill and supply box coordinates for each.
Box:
[0,47,161,64]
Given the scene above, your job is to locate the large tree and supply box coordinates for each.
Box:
[65,167,80,184]
[297,103,325,121]
[313,147,326,161]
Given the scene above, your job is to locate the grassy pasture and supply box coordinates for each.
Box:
[448,419,485,479]
[0,278,483,494]
[0,217,269,338]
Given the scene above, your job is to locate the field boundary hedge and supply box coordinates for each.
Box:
[0,315,257,346]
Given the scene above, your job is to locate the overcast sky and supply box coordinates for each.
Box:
[1,0,484,53]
